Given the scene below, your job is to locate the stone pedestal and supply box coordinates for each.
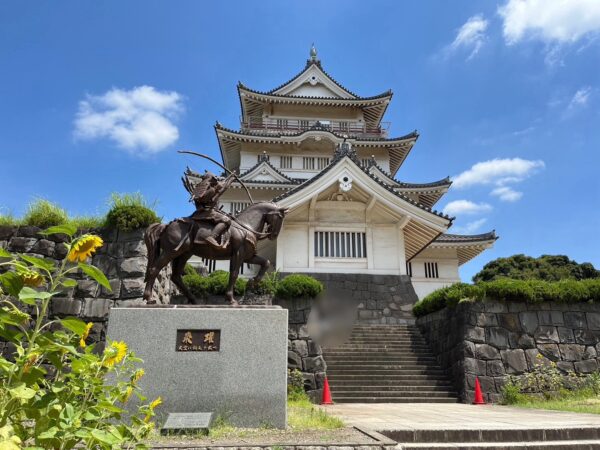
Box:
[106,305,288,428]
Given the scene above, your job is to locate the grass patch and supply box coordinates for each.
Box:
[287,396,344,430]
[0,211,19,226]
[69,215,105,229]
[22,198,69,228]
[105,192,160,231]
[508,389,600,414]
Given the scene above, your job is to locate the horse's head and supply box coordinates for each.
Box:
[264,206,288,240]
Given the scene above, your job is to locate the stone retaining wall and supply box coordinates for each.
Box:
[416,300,600,403]
[286,273,418,325]
[0,225,175,350]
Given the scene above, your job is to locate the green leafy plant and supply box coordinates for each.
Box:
[0,224,158,448]
[182,270,247,298]
[276,274,323,299]
[104,193,160,232]
[413,278,600,317]
[21,199,69,228]
[287,369,305,401]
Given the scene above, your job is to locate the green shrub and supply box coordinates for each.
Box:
[105,193,160,231]
[276,274,323,299]
[413,278,597,317]
[287,369,306,401]
[413,283,482,317]
[69,215,104,230]
[182,270,247,297]
[184,263,198,276]
[22,198,68,228]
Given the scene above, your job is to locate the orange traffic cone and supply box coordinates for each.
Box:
[321,377,334,405]
[473,376,485,405]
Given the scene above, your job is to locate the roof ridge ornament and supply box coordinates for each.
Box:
[334,136,356,159]
[310,43,318,62]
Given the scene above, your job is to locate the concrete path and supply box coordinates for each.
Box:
[320,402,600,431]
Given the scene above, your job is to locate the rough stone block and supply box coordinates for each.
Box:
[584,346,597,360]
[31,239,55,257]
[498,313,521,332]
[118,257,147,278]
[556,361,574,373]
[302,372,316,390]
[288,351,302,370]
[534,326,559,343]
[75,280,99,298]
[500,349,527,374]
[519,312,538,334]
[464,357,486,374]
[574,329,596,345]
[487,327,510,349]
[291,340,308,357]
[82,298,113,320]
[303,356,326,372]
[8,237,37,253]
[484,302,508,313]
[587,313,600,330]
[557,327,576,343]
[475,343,500,360]
[559,344,585,361]
[538,311,564,326]
[51,298,82,316]
[307,340,322,356]
[0,226,16,240]
[53,242,68,259]
[465,326,485,343]
[121,279,145,299]
[565,312,586,329]
[100,279,121,299]
[575,359,598,374]
[487,360,505,377]
[537,343,561,361]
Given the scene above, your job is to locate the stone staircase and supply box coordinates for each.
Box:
[323,324,458,403]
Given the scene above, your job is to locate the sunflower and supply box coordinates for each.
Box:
[144,397,162,422]
[67,234,104,263]
[123,386,134,403]
[20,270,45,287]
[131,368,145,384]
[79,322,93,348]
[103,341,128,368]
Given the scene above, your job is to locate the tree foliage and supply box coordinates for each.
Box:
[473,254,599,283]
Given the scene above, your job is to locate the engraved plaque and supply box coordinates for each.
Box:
[176,329,220,352]
[161,412,213,434]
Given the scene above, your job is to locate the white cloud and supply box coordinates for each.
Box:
[447,15,489,59]
[74,85,184,155]
[443,200,492,217]
[451,218,488,234]
[491,186,523,202]
[567,86,592,110]
[452,158,545,189]
[499,0,600,44]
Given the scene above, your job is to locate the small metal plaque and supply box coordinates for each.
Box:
[161,412,213,434]
[176,329,220,352]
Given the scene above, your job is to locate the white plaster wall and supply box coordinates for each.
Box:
[409,247,461,299]
[372,225,399,270]
[278,225,309,269]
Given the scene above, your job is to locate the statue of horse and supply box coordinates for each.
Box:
[143,202,287,305]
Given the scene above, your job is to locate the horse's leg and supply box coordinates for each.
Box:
[171,253,204,305]
[226,248,243,306]
[143,250,178,304]
[246,254,271,290]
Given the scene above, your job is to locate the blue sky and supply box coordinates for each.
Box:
[1,1,599,281]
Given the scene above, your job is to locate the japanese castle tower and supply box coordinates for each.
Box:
[201,46,497,300]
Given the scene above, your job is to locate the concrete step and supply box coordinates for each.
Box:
[329,380,454,387]
[399,441,600,449]
[333,396,460,403]
[325,359,439,365]
[332,390,457,397]
[382,427,600,444]
[327,369,447,376]
[327,384,455,391]
[323,351,437,357]
[329,375,452,382]
[327,363,442,370]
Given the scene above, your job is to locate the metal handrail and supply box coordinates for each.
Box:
[240,117,389,138]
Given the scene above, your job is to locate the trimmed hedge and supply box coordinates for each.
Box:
[413,278,600,317]
[181,271,323,300]
[276,274,323,299]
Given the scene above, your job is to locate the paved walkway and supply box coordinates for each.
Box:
[320,403,600,431]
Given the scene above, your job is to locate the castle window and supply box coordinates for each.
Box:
[280,156,293,169]
[314,231,367,259]
[406,262,413,277]
[300,120,310,129]
[424,262,439,279]
[276,118,288,129]
[361,158,373,167]
[316,157,330,170]
[303,157,315,170]
[257,153,270,162]
[230,202,250,214]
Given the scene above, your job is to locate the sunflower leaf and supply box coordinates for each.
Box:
[60,317,88,336]
[78,263,111,291]
[19,254,55,272]
[0,272,24,297]
[40,223,77,238]
[0,247,12,258]
[19,287,54,303]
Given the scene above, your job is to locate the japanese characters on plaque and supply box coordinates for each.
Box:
[176,329,221,352]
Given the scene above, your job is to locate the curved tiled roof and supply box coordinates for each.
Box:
[367,162,451,189]
[238,159,296,183]
[215,121,418,144]
[239,82,392,102]
[435,231,498,243]
[272,146,453,222]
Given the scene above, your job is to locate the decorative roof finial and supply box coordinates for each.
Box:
[310,43,318,61]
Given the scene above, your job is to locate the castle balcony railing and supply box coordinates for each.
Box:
[241,117,390,138]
